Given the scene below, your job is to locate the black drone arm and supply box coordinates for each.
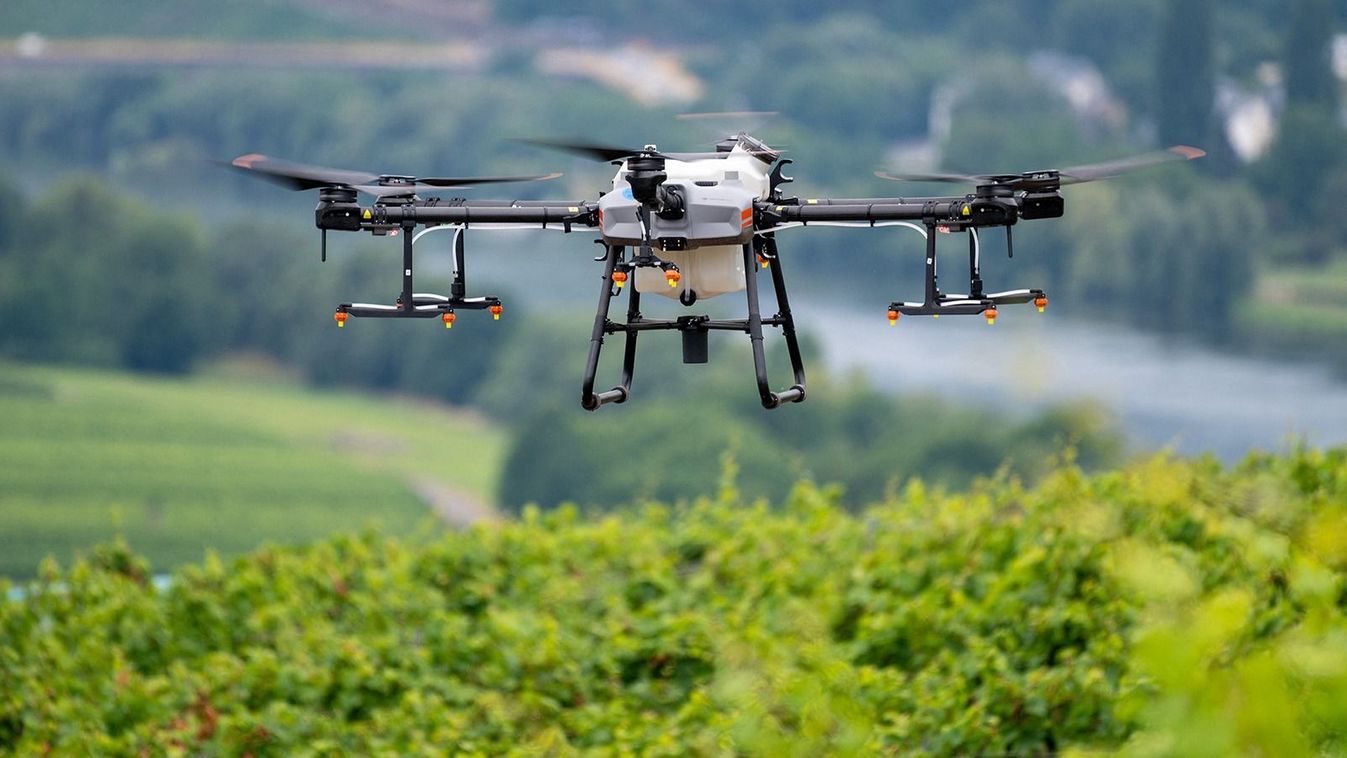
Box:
[755,191,1053,323]
[755,194,1024,228]
[317,198,600,233]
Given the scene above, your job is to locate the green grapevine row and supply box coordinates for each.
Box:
[3,450,1345,755]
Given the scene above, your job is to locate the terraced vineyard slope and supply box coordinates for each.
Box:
[0,362,503,577]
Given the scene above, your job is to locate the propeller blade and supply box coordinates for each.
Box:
[676,112,780,148]
[874,170,984,184]
[675,111,779,121]
[1058,145,1206,184]
[514,138,728,162]
[353,173,564,198]
[350,183,439,198]
[661,151,733,161]
[876,145,1205,190]
[414,172,563,187]
[225,154,377,191]
[226,155,563,197]
[513,138,644,162]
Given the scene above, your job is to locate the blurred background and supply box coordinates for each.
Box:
[2,0,1345,576]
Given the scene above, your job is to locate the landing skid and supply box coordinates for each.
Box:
[891,289,1046,317]
[330,222,503,326]
[582,236,807,410]
[888,221,1047,320]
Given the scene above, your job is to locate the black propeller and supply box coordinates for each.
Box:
[875,145,1206,191]
[225,154,561,197]
[513,138,729,163]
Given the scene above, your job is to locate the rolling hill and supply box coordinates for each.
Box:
[0,361,504,577]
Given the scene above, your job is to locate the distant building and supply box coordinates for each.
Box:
[1027,51,1128,135]
[1217,70,1281,163]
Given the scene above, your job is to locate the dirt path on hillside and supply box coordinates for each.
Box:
[330,427,499,528]
[409,476,498,528]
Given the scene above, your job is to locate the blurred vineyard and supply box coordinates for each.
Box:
[0,362,504,577]
[3,449,1345,755]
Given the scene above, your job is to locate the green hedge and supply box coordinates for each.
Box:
[3,450,1346,755]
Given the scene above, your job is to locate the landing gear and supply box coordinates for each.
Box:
[886,221,1046,320]
[581,235,807,411]
[332,224,504,325]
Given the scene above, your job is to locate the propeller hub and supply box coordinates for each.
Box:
[318,187,358,204]
[626,154,665,173]
[974,183,1016,200]
[625,154,669,206]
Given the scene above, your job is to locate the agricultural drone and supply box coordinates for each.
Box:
[227,128,1203,410]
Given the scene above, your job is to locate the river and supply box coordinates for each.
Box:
[808,305,1347,462]
[443,232,1347,462]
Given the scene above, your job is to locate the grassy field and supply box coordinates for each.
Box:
[0,361,504,577]
[1242,260,1347,354]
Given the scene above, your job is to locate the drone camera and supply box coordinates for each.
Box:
[966,196,1018,226]
[680,316,710,364]
[315,201,362,232]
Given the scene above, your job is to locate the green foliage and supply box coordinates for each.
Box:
[1254,106,1347,258]
[1098,449,1347,757]
[1283,0,1340,110]
[0,176,23,252]
[722,19,951,143]
[1057,178,1262,341]
[1246,0,1347,269]
[3,450,1346,754]
[0,177,514,402]
[941,58,1100,177]
[0,178,213,373]
[1156,0,1218,149]
[1054,0,1163,110]
[1240,258,1347,356]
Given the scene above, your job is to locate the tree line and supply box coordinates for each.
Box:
[0,176,511,400]
[4,0,1337,345]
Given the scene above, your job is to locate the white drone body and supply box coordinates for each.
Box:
[599,141,774,301]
